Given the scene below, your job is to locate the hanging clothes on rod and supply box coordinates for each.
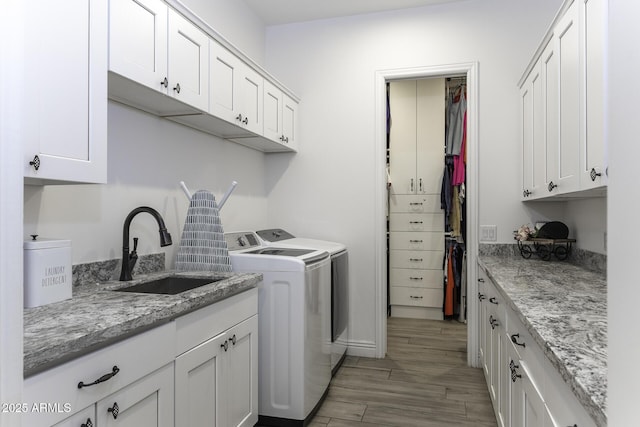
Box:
[445,85,467,156]
[443,238,466,319]
[442,79,467,321]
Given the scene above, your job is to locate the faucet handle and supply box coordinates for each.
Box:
[129,237,139,274]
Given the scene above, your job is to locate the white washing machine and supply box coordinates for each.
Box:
[256,228,349,374]
[225,231,332,426]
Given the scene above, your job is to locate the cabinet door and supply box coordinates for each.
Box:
[478,273,490,379]
[238,66,264,135]
[168,10,209,111]
[109,0,168,93]
[226,316,259,427]
[488,304,505,425]
[52,405,95,427]
[521,71,535,199]
[210,39,242,124]
[580,0,607,189]
[175,332,227,427]
[389,80,418,194]
[24,0,107,184]
[416,78,445,195]
[521,366,546,427]
[541,39,559,198]
[263,80,284,142]
[530,64,545,199]
[554,2,581,194]
[282,94,299,151]
[97,363,174,427]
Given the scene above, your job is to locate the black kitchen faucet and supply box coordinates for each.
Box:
[119,206,172,281]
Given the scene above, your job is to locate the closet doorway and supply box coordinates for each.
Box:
[373,63,479,368]
[387,77,468,322]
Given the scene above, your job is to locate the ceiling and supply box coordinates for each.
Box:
[243,0,469,25]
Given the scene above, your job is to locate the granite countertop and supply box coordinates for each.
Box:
[23,270,262,377]
[478,255,606,427]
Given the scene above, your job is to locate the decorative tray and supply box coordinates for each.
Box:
[517,238,576,261]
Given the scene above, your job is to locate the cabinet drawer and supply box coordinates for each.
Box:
[389,250,443,269]
[175,288,258,356]
[390,268,443,289]
[389,195,441,213]
[23,322,175,426]
[390,286,443,308]
[389,213,444,232]
[389,232,444,250]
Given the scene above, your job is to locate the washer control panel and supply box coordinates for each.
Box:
[225,232,261,251]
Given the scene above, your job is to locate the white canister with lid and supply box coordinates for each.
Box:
[23,236,72,308]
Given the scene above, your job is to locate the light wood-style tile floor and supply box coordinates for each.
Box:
[309,317,498,427]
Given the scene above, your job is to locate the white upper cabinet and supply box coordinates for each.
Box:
[167,10,210,111]
[108,0,297,152]
[520,58,544,199]
[210,41,263,135]
[521,39,559,201]
[109,0,168,94]
[580,0,608,189]
[109,0,207,114]
[24,0,108,184]
[263,81,284,142]
[282,94,299,151]
[263,81,299,151]
[520,0,607,200]
[554,1,581,195]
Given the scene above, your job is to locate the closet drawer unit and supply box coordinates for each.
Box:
[389,195,441,213]
[389,232,444,251]
[389,213,445,232]
[390,268,443,289]
[390,286,443,308]
[389,250,443,270]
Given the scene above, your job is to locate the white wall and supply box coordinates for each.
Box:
[23,0,269,267]
[563,197,607,254]
[263,0,564,349]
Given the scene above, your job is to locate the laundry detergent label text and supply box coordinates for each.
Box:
[42,265,67,288]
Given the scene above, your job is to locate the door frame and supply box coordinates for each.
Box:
[373,62,480,367]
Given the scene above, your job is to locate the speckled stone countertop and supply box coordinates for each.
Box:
[478,255,606,427]
[23,271,262,377]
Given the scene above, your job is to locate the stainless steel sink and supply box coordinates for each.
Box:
[114,276,221,295]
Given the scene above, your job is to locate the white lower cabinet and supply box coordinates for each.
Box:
[175,315,258,427]
[478,263,596,427]
[175,287,259,427]
[24,288,258,427]
[96,363,174,427]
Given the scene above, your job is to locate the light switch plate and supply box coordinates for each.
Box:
[480,225,497,242]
